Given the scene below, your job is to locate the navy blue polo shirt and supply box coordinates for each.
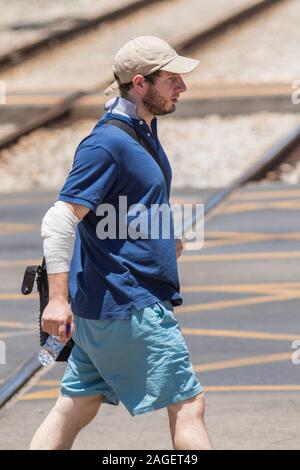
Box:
[59,98,182,319]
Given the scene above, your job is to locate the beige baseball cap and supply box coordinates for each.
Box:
[104,35,199,95]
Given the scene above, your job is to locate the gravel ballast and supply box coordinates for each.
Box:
[188,0,300,86]
[2,0,261,91]
[1,112,299,193]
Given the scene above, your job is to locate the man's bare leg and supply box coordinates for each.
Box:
[167,393,213,450]
[29,394,103,450]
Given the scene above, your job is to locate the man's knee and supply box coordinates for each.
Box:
[54,394,103,430]
[167,393,206,422]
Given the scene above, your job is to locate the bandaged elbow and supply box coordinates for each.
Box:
[41,201,80,274]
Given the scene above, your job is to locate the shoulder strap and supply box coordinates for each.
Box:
[105,119,168,190]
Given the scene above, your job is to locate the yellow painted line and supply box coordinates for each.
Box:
[176,294,299,315]
[230,190,300,201]
[205,230,300,240]
[0,330,35,339]
[204,385,300,392]
[20,388,60,401]
[202,232,300,249]
[229,201,300,211]
[186,239,270,250]
[181,282,300,294]
[194,352,291,373]
[185,238,300,251]
[20,384,300,401]
[180,251,300,262]
[170,197,200,204]
[0,320,36,329]
[0,293,39,300]
[205,230,258,239]
[38,380,60,386]
[1,285,297,314]
[214,200,300,215]
[182,328,300,341]
[0,197,53,207]
[0,259,40,268]
[0,222,39,234]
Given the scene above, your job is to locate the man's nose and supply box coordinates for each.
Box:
[178,77,187,93]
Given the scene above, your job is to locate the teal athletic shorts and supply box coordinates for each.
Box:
[61,300,202,416]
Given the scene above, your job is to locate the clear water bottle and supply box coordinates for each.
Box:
[38,325,70,366]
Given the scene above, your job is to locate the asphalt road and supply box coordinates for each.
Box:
[0,182,300,449]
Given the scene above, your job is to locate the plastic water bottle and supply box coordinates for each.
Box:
[38,325,70,366]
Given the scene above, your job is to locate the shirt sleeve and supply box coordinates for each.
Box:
[59,144,119,212]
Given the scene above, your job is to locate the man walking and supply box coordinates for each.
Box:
[30,36,213,450]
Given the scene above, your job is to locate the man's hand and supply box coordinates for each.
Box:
[41,299,74,344]
[176,239,184,259]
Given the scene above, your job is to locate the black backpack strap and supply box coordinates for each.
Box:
[105,119,168,190]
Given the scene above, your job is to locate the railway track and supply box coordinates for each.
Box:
[0,0,285,74]
[0,0,161,72]
[0,0,297,409]
[0,0,289,152]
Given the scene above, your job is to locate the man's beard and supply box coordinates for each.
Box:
[142,86,176,116]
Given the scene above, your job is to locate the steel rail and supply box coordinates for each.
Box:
[0,0,161,72]
[178,124,300,240]
[0,0,289,153]
[176,0,289,54]
[0,357,41,409]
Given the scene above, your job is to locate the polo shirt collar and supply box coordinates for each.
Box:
[104,96,139,119]
[104,97,157,130]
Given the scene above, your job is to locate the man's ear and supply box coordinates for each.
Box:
[132,74,146,95]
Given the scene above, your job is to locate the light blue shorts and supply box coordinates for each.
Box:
[61,300,202,416]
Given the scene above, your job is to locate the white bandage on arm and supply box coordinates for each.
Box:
[41,201,80,274]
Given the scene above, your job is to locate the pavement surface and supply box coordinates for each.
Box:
[0,182,300,449]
